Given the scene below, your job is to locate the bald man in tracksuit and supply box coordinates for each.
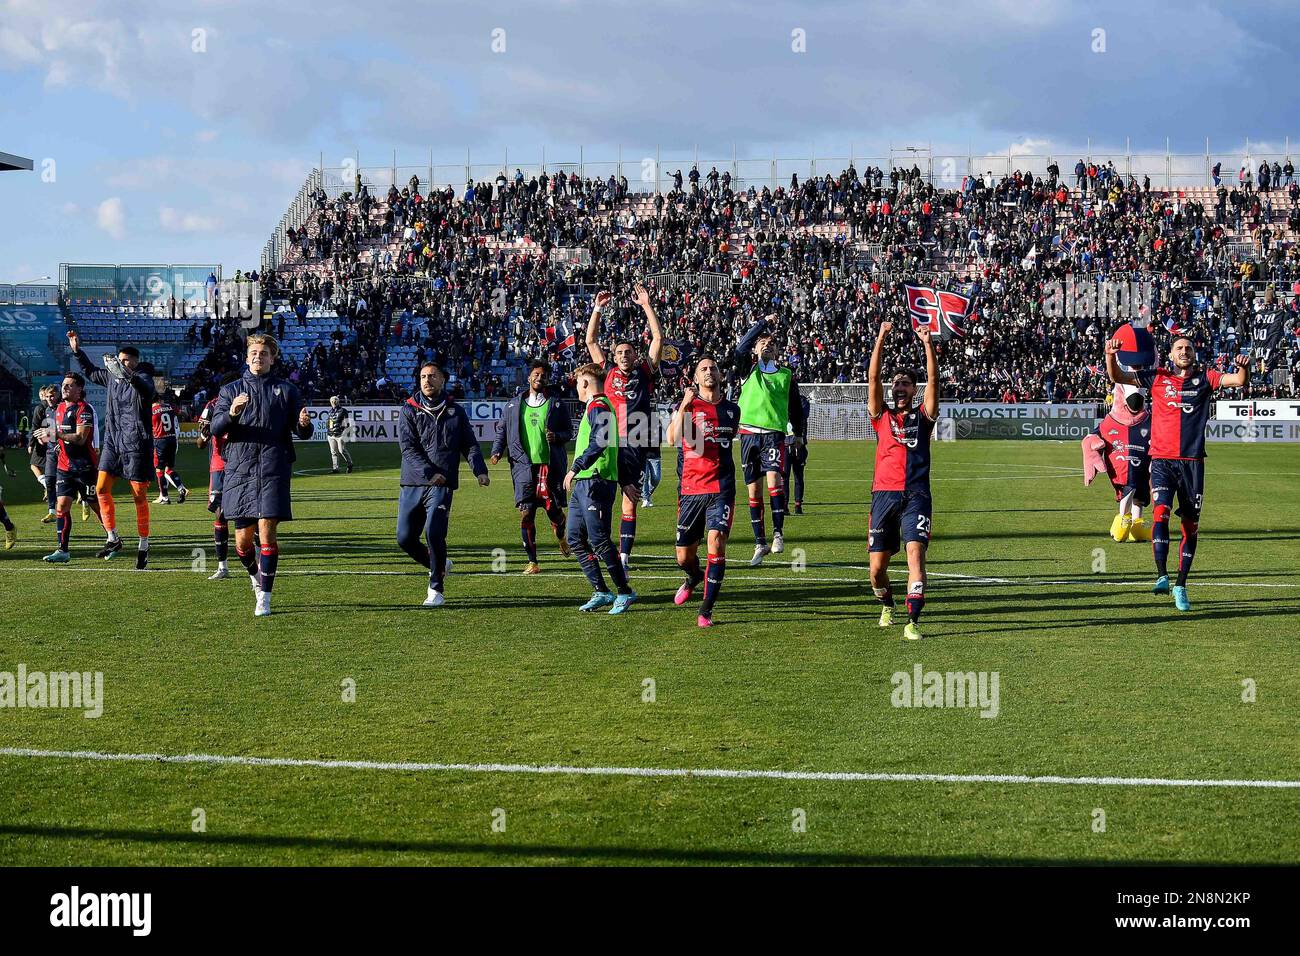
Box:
[397,362,490,608]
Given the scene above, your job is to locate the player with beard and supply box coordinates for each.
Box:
[867,321,939,641]
[1107,334,1249,611]
[585,284,663,569]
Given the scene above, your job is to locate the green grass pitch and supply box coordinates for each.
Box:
[1,438,1297,865]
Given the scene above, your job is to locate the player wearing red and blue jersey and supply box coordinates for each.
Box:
[42,372,106,562]
[198,391,232,579]
[1107,334,1250,611]
[667,355,741,628]
[151,394,188,505]
[867,321,939,640]
[585,284,663,569]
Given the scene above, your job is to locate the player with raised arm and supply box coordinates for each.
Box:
[326,396,354,474]
[734,314,806,566]
[667,355,741,628]
[867,321,939,641]
[67,330,156,568]
[209,334,314,617]
[1106,334,1249,611]
[41,372,106,562]
[564,363,638,614]
[396,362,490,607]
[585,284,663,569]
[490,359,571,574]
[150,387,188,505]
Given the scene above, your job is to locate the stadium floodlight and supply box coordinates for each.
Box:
[16,275,51,284]
[0,151,34,172]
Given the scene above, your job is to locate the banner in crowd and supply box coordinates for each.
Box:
[543,318,576,359]
[905,284,971,340]
[657,339,694,380]
[0,284,59,305]
[300,402,510,442]
[1249,310,1289,371]
[939,403,1102,420]
[1215,400,1300,421]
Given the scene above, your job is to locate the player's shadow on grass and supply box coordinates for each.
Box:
[0,823,1232,865]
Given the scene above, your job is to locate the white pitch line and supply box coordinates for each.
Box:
[1,747,1296,790]
[2,564,1296,588]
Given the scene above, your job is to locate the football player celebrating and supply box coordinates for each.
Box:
[28,385,59,523]
[151,387,188,505]
[867,321,939,641]
[585,284,663,569]
[1106,334,1249,611]
[41,373,106,562]
[490,359,571,574]
[210,334,314,617]
[667,355,741,628]
[734,315,806,566]
[564,363,638,614]
[1082,385,1152,542]
[67,331,157,568]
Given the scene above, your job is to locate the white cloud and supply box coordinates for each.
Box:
[159,205,220,233]
[59,201,81,216]
[196,129,218,143]
[96,197,125,239]
[0,26,41,67]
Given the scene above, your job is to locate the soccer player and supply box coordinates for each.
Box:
[41,372,105,562]
[667,355,741,627]
[150,388,188,505]
[564,363,638,614]
[585,284,663,568]
[210,333,314,617]
[1106,334,1250,611]
[0,484,15,550]
[196,379,236,580]
[490,359,571,574]
[867,321,939,641]
[734,315,806,566]
[67,330,157,568]
[28,385,58,523]
[397,362,489,607]
[784,392,812,515]
[325,396,354,474]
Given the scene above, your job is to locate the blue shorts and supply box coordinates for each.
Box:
[153,437,178,471]
[208,469,225,514]
[740,432,786,485]
[675,493,735,546]
[618,446,646,487]
[56,469,95,501]
[869,490,932,553]
[1151,458,1204,521]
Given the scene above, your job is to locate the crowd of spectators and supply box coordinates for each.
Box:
[186,158,1300,409]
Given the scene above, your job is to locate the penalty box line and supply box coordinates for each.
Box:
[1,747,1298,790]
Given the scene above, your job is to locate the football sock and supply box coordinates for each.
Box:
[521,515,538,563]
[619,515,636,559]
[56,509,70,552]
[905,581,925,623]
[0,503,12,531]
[1152,504,1171,578]
[873,585,895,607]
[701,555,725,615]
[130,481,150,536]
[749,496,765,546]
[1176,520,1198,587]
[236,546,259,583]
[138,535,149,552]
[678,552,704,587]
[214,521,229,562]
[770,488,786,534]
[258,544,279,593]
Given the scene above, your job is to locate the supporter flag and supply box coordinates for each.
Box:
[658,339,693,378]
[1111,322,1155,369]
[1162,315,1186,336]
[1250,309,1286,372]
[544,317,577,359]
[904,284,971,340]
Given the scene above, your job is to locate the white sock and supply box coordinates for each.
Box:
[1130,504,1142,520]
[138,535,149,551]
[107,530,120,543]
[218,560,228,571]
[1117,490,1134,516]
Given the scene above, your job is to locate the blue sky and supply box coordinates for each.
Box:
[2,0,1298,282]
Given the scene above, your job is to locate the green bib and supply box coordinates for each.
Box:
[738,365,793,431]
[575,395,619,481]
[521,398,550,465]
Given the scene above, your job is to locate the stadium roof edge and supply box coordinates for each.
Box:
[0,151,34,172]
